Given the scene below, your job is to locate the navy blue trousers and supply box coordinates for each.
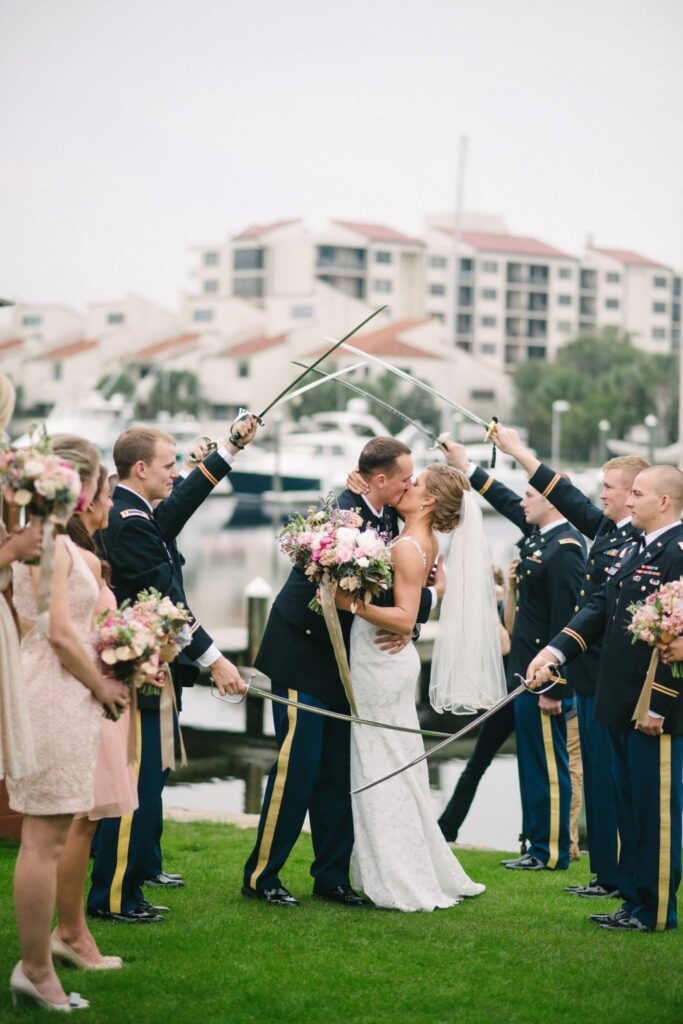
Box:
[609,726,682,930]
[88,708,169,915]
[243,685,354,893]
[576,693,619,888]
[514,693,571,869]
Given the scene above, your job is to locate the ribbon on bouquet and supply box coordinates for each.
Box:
[631,647,660,728]
[318,577,360,719]
[126,666,187,771]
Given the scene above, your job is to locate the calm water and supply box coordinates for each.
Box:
[166,495,524,851]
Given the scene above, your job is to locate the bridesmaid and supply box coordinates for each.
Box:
[7,435,129,1012]
[52,465,139,971]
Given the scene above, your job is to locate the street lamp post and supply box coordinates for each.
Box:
[598,419,610,465]
[644,413,658,465]
[551,399,570,468]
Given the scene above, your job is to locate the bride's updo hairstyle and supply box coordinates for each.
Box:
[50,434,100,487]
[424,464,471,533]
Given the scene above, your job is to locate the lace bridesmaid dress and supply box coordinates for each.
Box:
[7,537,103,815]
[0,521,36,781]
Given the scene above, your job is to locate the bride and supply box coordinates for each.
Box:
[337,463,503,912]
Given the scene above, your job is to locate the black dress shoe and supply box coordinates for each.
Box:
[139,899,171,914]
[88,906,164,924]
[241,884,299,906]
[312,885,371,907]
[565,882,620,898]
[594,910,651,932]
[502,854,546,870]
[143,872,185,888]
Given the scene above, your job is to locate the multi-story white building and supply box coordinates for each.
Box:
[2,304,84,349]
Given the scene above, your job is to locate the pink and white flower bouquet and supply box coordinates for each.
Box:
[628,577,683,677]
[0,433,82,524]
[278,495,393,613]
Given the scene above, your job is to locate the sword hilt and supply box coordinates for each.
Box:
[209,673,252,704]
[515,664,567,695]
[185,436,219,465]
[228,408,262,447]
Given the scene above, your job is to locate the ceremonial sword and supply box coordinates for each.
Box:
[226,305,387,445]
[290,361,450,449]
[350,670,567,794]
[210,677,454,739]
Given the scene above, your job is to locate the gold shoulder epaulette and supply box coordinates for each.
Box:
[120,509,150,521]
[558,537,583,548]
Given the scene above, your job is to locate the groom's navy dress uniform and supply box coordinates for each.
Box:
[549,523,683,929]
[88,452,231,917]
[528,463,637,892]
[245,490,433,895]
[469,466,586,869]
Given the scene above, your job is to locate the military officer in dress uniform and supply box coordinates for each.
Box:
[443,441,586,871]
[243,437,444,906]
[492,424,649,898]
[88,419,256,923]
[527,465,683,931]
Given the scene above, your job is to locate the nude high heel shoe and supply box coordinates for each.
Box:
[51,932,123,971]
[9,962,90,1011]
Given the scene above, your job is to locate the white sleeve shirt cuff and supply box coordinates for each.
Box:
[429,586,438,610]
[196,643,221,668]
[648,711,665,720]
[465,462,477,479]
[216,445,235,465]
[546,646,566,665]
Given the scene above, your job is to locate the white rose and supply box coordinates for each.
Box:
[335,527,357,544]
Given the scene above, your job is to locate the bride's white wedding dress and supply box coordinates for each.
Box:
[349,536,485,912]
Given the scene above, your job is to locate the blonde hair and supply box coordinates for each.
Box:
[424,463,471,533]
[0,375,16,432]
[50,434,100,485]
[603,455,650,482]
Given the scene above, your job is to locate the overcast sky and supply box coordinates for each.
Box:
[1,0,682,314]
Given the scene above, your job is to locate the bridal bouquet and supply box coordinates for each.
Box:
[0,435,82,524]
[278,495,393,613]
[628,577,683,677]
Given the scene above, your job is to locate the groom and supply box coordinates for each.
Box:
[243,437,444,906]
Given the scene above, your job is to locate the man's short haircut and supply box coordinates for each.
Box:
[358,437,411,477]
[640,465,683,513]
[603,455,650,481]
[113,426,175,480]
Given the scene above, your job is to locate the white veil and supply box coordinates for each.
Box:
[429,489,507,715]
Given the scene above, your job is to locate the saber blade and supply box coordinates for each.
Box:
[274,361,366,407]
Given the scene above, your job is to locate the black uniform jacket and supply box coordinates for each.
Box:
[470,465,586,699]
[99,451,231,706]
[551,521,683,733]
[529,462,637,696]
[255,489,433,710]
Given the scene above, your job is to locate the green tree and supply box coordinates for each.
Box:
[513,330,678,461]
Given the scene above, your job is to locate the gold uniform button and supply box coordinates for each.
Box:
[574,605,579,612]
[590,558,595,565]
[580,589,585,596]
[641,586,647,591]
[535,638,540,644]
[305,629,312,635]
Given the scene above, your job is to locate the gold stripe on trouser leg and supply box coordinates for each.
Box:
[540,714,561,869]
[250,691,298,889]
[656,735,672,932]
[110,710,143,914]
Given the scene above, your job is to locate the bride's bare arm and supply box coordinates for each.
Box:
[336,543,423,635]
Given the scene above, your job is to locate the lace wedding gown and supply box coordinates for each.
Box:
[349,536,485,911]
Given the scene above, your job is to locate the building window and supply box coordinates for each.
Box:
[21,314,42,326]
[558,267,572,279]
[291,304,313,319]
[233,277,264,299]
[204,251,220,266]
[233,248,264,271]
[653,302,667,314]
[480,343,497,355]
[527,345,547,359]
[557,321,573,333]
[203,280,219,294]
[605,298,620,309]
[373,279,393,293]
[456,340,472,352]
[605,272,621,283]
[457,313,472,333]
[580,269,597,290]
[375,251,392,264]
[482,260,498,273]
[192,308,214,322]
[429,311,446,322]
[237,361,249,378]
[107,312,125,325]
[429,255,448,269]
[528,264,549,285]
[429,284,446,296]
[458,286,473,306]
[470,389,495,401]
[652,327,667,339]
[653,276,668,288]
[52,362,62,381]
[481,316,497,327]
[316,245,366,270]
[557,295,572,306]
[481,288,497,300]
[460,257,474,273]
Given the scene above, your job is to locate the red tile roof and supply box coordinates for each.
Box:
[308,319,439,360]
[589,247,669,270]
[332,220,423,246]
[41,339,98,360]
[224,333,287,357]
[133,333,200,360]
[0,338,23,354]
[233,219,302,240]
[438,227,573,260]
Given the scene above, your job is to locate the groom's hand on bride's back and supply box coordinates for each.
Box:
[428,554,446,599]
[374,630,411,654]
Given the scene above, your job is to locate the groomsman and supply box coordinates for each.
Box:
[443,441,585,871]
[527,465,683,931]
[88,419,256,923]
[243,437,444,906]
[493,424,648,898]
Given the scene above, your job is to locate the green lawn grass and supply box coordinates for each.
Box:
[1,823,681,1024]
